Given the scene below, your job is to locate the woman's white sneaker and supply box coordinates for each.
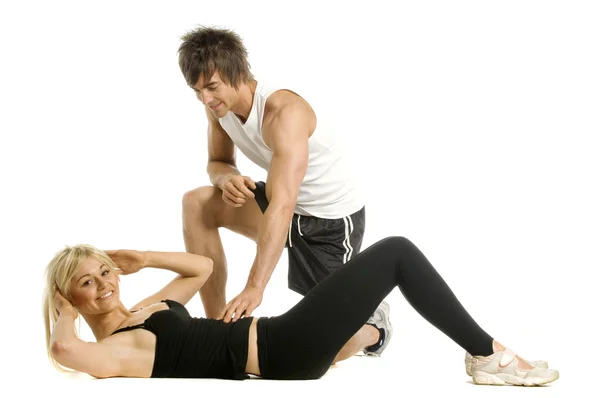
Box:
[464,351,548,376]
[470,349,559,386]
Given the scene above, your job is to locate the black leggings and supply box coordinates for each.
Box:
[256,236,494,380]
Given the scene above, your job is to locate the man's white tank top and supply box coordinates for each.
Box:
[218,81,364,219]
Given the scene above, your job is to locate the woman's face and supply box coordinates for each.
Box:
[68,256,120,315]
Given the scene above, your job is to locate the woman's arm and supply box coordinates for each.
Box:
[50,297,124,378]
[108,250,213,311]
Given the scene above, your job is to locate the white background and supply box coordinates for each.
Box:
[1,0,598,396]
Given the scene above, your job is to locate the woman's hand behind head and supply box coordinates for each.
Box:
[54,290,78,319]
[105,249,146,275]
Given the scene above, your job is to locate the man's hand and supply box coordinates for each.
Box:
[221,175,256,207]
[54,291,78,319]
[218,285,264,323]
[105,249,146,275]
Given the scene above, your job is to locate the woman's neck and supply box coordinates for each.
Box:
[82,302,131,341]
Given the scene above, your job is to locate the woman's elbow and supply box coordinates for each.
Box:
[197,257,213,286]
[50,340,78,370]
[50,340,70,360]
[202,257,214,276]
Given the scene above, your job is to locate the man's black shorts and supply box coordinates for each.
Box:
[252,181,366,295]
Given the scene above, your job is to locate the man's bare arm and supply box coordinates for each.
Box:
[219,93,311,322]
[205,106,239,188]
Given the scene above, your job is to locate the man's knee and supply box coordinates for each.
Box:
[182,186,224,227]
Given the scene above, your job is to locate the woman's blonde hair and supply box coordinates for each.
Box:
[42,244,119,371]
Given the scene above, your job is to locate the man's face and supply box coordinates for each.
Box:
[192,71,236,118]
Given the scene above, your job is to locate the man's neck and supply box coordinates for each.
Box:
[231,80,257,123]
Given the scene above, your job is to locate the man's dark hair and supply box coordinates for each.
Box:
[178,26,254,89]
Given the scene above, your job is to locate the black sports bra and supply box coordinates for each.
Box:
[111,299,188,336]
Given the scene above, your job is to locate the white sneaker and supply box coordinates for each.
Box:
[362,301,393,356]
[470,349,559,386]
[464,351,548,376]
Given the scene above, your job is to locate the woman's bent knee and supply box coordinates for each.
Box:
[380,236,412,249]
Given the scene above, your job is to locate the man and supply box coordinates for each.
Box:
[177,26,391,363]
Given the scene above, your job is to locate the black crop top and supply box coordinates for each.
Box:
[112,299,253,379]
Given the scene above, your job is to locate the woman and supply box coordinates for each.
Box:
[43,236,559,385]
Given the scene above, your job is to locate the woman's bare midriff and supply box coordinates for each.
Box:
[245,318,261,376]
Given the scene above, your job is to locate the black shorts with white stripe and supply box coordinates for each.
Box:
[251,181,366,296]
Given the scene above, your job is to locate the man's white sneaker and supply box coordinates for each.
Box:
[363,301,393,356]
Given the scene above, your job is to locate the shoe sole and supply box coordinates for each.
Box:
[472,370,559,386]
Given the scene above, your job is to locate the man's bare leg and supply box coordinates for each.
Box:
[182,186,262,318]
